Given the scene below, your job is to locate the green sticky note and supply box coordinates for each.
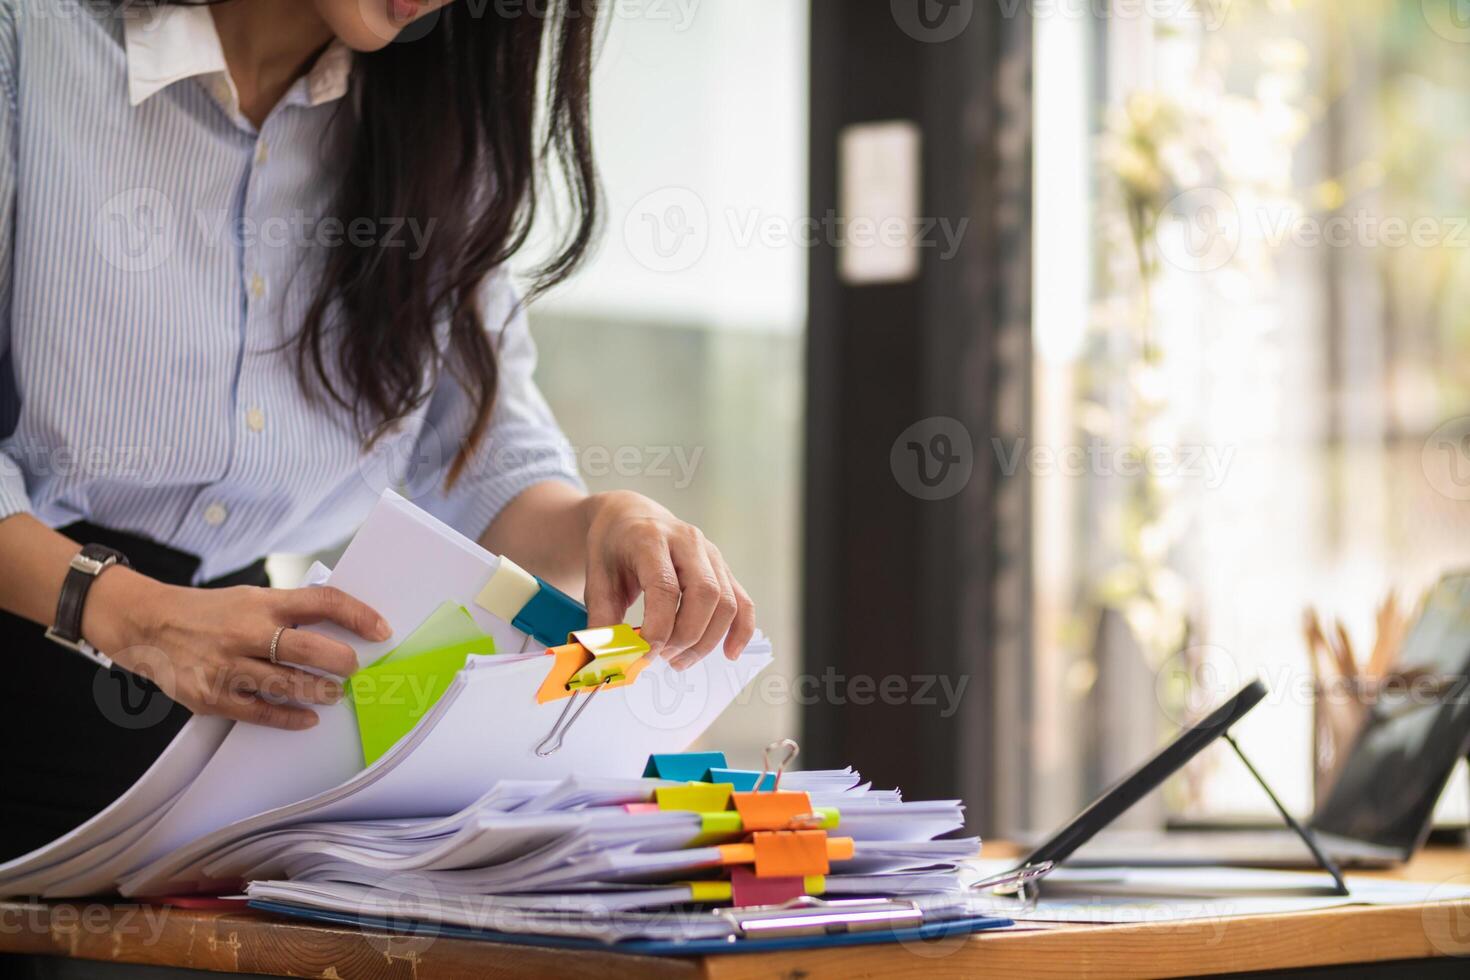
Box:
[371,600,487,668]
[349,604,497,766]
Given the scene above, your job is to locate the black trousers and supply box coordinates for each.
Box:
[0,522,267,863]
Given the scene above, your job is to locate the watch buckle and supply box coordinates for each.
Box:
[44,625,86,653]
[69,553,110,576]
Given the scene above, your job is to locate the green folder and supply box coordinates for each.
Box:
[349,602,497,766]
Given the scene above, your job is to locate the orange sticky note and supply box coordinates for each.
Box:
[752,830,830,878]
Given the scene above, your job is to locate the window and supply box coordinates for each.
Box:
[1031,1,1470,828]
[523,0,809,761]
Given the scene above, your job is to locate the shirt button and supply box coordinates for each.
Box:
[203,503,228,527]
[255,140,269,165]
[250,274,267,299]
[246,406,265,432]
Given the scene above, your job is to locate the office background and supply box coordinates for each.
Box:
[272,0,1470,837]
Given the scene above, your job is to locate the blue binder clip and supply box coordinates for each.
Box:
[706,768,776,792]
[475,556,589,647]
[511,579,588,647]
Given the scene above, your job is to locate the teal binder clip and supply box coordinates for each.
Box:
[511,578,589,647]
[643,751,728,782]
[706,768,776,791]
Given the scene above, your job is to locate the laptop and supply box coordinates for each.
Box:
[1063,572,1470,871]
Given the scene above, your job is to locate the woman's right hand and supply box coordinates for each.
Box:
[81,568,392,731]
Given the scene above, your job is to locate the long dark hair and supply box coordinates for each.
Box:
[125,1,600,485]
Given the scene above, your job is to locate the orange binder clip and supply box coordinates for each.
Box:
[532,625,653,756]
[732,791,816,831]
[730,738,824,830]
[535,624,652,704]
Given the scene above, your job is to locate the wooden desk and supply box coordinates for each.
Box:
[2,847,1468,980]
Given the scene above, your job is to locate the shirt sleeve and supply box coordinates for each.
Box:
[0,0,30,523]
[407,269,583,541]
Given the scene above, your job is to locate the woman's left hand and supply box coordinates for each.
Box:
[582,490,756,670]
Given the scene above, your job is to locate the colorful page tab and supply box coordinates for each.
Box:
[370,600,486,669]
[511,578,588,646]
[730,867,807,908]
[656,783,733,813]
[643,752,728,781]
[474,558,540,623]
[349,635,496,766]
[717,834,853,878]
[685,880,733,904]
[705,768,775,791]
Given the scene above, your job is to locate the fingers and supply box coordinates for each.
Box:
[272,627,360,678]
[218,695,319,731]
[663,530,722,665]
[673,551,739,671]
[632,545,682,657]
[178,669,321,731]
[232,658,346,706]
[584,561,629,634]
[278,587,391,642]
[608,519,757,667]
[723,578,757,661]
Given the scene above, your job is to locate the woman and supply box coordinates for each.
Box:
[0,0,755,860]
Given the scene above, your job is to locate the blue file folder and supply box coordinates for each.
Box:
[249,899,1012,956]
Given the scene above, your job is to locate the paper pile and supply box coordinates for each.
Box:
[0,492,772,899]
[244,763,982,944]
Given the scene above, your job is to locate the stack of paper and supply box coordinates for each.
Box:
[242,761,982,944]
[0,491,773,899]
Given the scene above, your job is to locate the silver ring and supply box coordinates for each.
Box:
[269,625,288,665]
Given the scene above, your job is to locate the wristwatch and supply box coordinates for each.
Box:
[45,543,130,666]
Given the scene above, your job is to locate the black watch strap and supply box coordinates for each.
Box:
[45,543,130,656]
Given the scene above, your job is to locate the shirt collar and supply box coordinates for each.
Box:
[123,3,352,110]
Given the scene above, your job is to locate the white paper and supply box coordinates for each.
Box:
[0,715,231,895]
[965,860,1470,923]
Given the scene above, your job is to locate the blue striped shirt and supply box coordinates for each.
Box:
[0,1,582,583]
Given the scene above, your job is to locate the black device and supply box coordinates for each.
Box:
[1005,677,1349,895]
[1306,573,1470,854]
[1019,678,1266,872]
[1053,571,1470,875]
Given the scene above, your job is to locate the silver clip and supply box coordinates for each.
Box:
[533,677,611,757]
[968,860,1053,895]
[717,896,923,938]
[756,738,799,792]
[964,860,1053,912]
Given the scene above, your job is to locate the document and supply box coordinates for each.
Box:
[0,491,773,899]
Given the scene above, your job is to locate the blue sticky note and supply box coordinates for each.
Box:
[512,578,588,646]
[705,768,776,791]
[643,752,728,782]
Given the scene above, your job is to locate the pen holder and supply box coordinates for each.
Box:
[1310,677,1369,804]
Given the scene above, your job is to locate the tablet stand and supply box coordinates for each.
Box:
[1224,732,1349,896]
